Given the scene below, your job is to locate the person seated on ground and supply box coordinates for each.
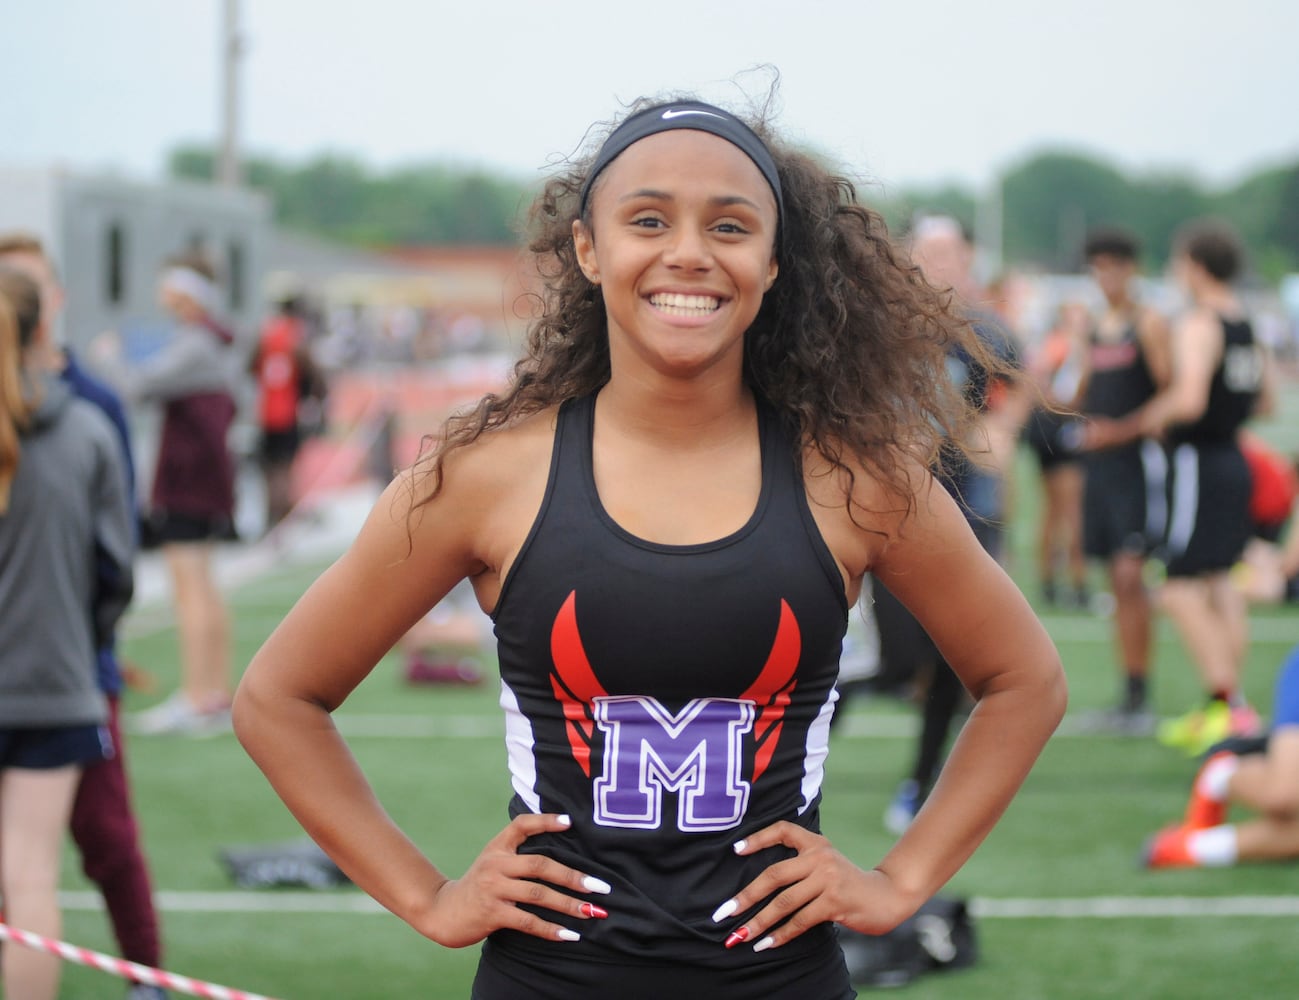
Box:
[399,579,489,686]
[1278,521,1299,605]
[1232,432,1299,606]
[1143,642,1299,869]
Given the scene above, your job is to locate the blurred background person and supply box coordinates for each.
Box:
[93,251,241,736]
[880,214,1026,833]
[1093,220,1273,756]
[249,293,326,534]
[0,267,135,1000]
[0,234,167,999]
[1233,431,1299,606]
[1143,643,1299,869]
[399,579,489,687]
[1151,220,1276,755]
[1022,299,1089,609]
[1075,227,1172,734]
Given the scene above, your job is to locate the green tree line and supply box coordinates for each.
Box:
[170,144,1299,281]
[170,146,530,246]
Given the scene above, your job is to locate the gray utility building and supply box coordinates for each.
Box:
[0,166,271,353]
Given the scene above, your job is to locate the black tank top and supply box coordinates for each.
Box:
[1167,316,1261,446]
[489,392,848,969]
[1081,319,1156,420]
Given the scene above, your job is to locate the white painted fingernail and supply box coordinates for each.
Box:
[556,814,572,826]
[582,876,612,895]
[732,839,747,854]
[753,936,776,953]
[711,899,738,923]
[556,928,581,942]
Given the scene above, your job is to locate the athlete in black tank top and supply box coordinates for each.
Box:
[489,393,846,976]
[234,95,1066,1000]
[1076,229,1175,732]
[1166,316,1261,446]
[1142,220,1270,756]
[1081,320,1157,421]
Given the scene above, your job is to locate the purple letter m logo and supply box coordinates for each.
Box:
[592,697,755,832]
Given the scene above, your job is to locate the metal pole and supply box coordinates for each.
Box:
[975,173,1004,283]
[217,0,242,187]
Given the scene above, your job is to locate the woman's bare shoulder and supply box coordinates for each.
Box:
[800,440,930,582]
[803,442,922,523]
[441,405,561,492]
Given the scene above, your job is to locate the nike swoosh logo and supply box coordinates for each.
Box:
[661,108,726,121]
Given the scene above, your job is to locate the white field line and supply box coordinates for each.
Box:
[60,891,386,915]
[57,891,1299,920]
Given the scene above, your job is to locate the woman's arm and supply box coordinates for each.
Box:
[865,478,1067,911]
[91,326,227,403]
[1281,498,1299,581]
[1137,306,1174,392]
[721,463,1066,947]
[1084,309,1216,449]
[89,413,136,646]
[1136,308,1220,436]
[233,470,480,930]
[234,436,604,947]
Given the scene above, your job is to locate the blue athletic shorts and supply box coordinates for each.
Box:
[0,724,114,769]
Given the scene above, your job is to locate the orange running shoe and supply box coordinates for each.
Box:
[1183,751,1234,829]
[1141,824,1200,870]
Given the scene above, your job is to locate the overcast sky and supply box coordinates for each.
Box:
[4,0,1297,195]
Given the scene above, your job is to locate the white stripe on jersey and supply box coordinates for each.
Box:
[499,679,542,813]
[1141,438,1169,542]
[1166,443,1200,558]
[798,686,839,816]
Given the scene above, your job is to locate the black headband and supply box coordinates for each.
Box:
[578,101,785,239]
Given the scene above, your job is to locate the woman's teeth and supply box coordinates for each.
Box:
[649,293,720,315]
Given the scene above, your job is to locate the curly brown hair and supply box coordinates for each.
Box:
[0,266,45,513]
[413,95,996,524]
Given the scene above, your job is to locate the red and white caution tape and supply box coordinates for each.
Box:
[0,921,280,1000]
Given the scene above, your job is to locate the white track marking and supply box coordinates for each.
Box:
[57,891,1299,920]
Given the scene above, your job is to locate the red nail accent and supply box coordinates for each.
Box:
[580,902,608,919]
[724,926,750,949]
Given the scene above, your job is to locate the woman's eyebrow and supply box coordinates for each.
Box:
[618,188,672,203]
[617,189,763,211]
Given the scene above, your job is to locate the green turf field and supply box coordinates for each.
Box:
[50,395,1299,1000]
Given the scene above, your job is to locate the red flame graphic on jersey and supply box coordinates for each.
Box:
[548,591,800,781]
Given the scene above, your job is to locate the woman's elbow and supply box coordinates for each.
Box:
[231,665,273,754]
[1043,660,1069,727]
[1025,650,1069,730]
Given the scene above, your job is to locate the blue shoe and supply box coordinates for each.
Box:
[126,984,170,1000]
[884,779,921,835]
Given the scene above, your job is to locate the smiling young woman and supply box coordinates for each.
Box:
[574,127,779,386]
[234,92,1067,999]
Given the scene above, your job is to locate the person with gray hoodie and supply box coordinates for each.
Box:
[91,251,241,736]
[0,266,135,1000]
